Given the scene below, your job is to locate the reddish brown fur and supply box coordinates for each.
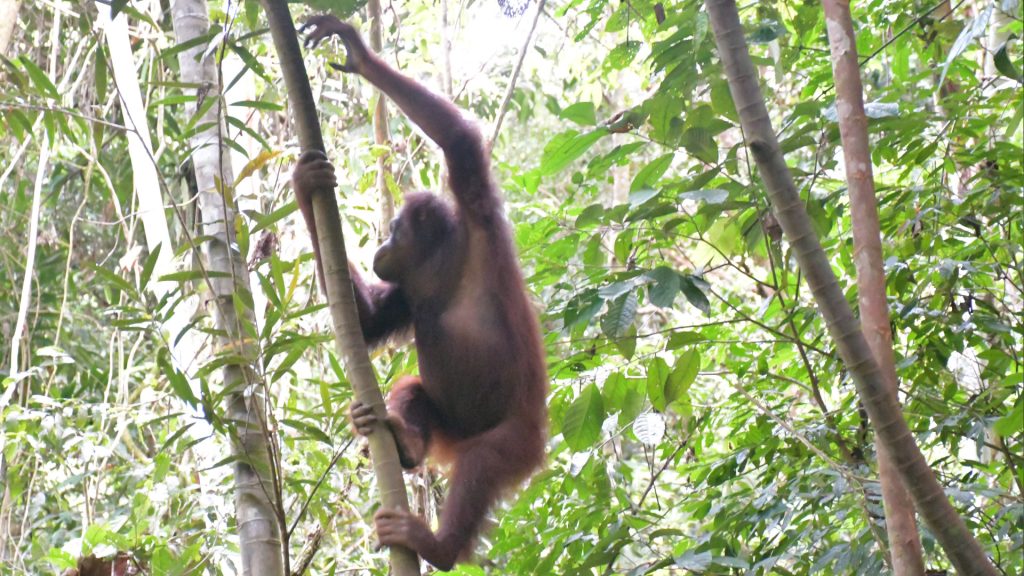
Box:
[295,16,547,571]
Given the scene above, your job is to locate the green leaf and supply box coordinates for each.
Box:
[993,400,1023,436]
[679,275,711,314]
[564,290,604,329]
[230,99,285,112]
[683,127,718,164]
[601,291,637,339]
[605,372,644,424]
[646,357,671,411]
[676,549,713,570]
[563,384,605,450]
[575,203,606,229]
[95,46,108,103]
[88,263,139,301]
[645,92,684,144]
[647,266,680,308]
[630,153,674,192]
[139,243,162,293]
[539,128,609,175]
[560,102,597,126]
[679,188,729,204]
[228,43,271,83]
[160,269,231,282]
[159,349,198,407]
[153,453,171,482]
[694,11,709,46]
[110,0,129,19]
[613,325,638,359]
[748,20,787,44]
[994,39,1024,84]
[303,0,369,18]
[280,418,333,445]
[666,349,699,409]
[603,40,642,71]
[18,56,58,99]
[627,188,659,207]
[938,5,992,91]
[598,279,638,300]
[588,141,646,176]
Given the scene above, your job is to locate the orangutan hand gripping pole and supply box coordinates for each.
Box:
[293,16,548,571]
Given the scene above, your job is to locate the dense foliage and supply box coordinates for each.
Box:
[0,0,1020,573]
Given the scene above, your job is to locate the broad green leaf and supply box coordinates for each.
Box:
[679,275,711,314]
[994,400,1023,436]
[603,40,642,71]
[667,349,700,409]
[601,291,637,340]
[598,279,639,300]
[560,102,597,126]
[748,20,786,43]
[679,188,729,204]
[676,549,713,570]
[563,384,605,450]
[539,128,609,175]
[605,372,645,424]
[575,203,606,229]
[613,325,638,359]
[994,39,1024,83]
[645,92,684,144]
[682,127,718,164]
[647,266,680,308]
[646,357,671,411]
[630,153,674,192]
[627,188,659,207]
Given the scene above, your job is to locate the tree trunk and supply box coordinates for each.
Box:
[259,2,420,574]
[703,1,998,574]
[368,0,395,243]
[170,0,285,574]
[819,1,925,574]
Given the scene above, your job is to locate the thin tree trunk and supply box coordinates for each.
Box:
[703,1,998,574]
[439,0,454,99]
[489,0,545,148]
[368,0,395,243]
[97,1,200,375]
[0,12,59,559]
[259,2,420,574]
[0,0,18,55]
[820,2,925,574]
[170,1,285,574]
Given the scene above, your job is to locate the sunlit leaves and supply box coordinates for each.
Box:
[603,40,642,71]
